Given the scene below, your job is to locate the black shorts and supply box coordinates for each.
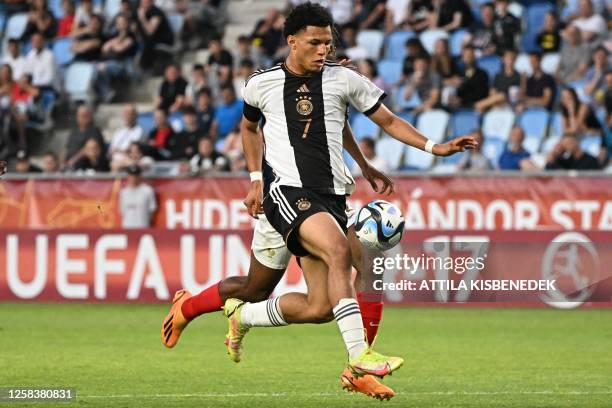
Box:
[263,185,347,257]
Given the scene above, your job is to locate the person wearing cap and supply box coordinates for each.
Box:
[118,164,157,228]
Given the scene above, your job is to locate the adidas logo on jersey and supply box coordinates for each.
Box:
[297,84,310,93]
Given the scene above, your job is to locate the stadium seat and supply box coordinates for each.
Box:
[548,111,563,139]
[450,109,481,138]
[442,150,466,165]
[518,108,550,154]
[49,0,63,18]
[4,13,28,40]
[356,30,385,59]
[375,134,405,170]
[514,53,533,75]
[0,13,5,33]
[53,38,74,67]
[526,2,555,34]
[104,0,122,20]
[477,55,502,85]
[350,112,380,140]
[521,32,541,53]
[580,135,601,157]
[64,62,95,102]
[169,111,185,132]
[384,30,415,61]
[482,108,515,141]
[541,53,560,75]
[395,85,421,111]
[377,59,403,85]
[137,112,155,135]
[403,144,434,170]
[419,29,448,55]
[450,29,468,58]
[482,137,506,168]
[431,163,459,173]
[167,14,185,37]
[397,111,416,125]
[416,109,450,143]
[540,134,560,154]
[507,2,524,18]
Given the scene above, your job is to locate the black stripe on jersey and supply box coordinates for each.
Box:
[245,64,282,86]
[363,93,387,116]
[282,67,334,193]
[243,102,262,122]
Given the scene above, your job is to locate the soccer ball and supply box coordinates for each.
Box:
[354,200,405,251]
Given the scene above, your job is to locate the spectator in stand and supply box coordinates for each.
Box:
[432,0,473,32]
[475,48,521,112]
[207,36,234,88]
[11,72,41,154]
[234,35,263,71]
[402,54,440,113]
[351,137,388,175]
[340,23,368,61]
[156,63,187,113]
[219,127,246,172]
[357,0,387,30]
[22,0,57,41]
[560,87,603,137]
[195,88,215,135]
[72,14,106,62]
[72,137,110,172]
[41,151,60,172]
[605,71,612,115]
[557,26,590,84]
[95,13,138,102]
[64,105,105,168]
[71,0,100,37]
[536,11,561,54]
[492,0,520,54]
[455,46,489,108]
[252,8,285,59]
[57,0,76,37]
[189,137,231,174]
[357,58,386,93]
[403,0,433,33]
[0,65,20,155]
[458,129,492,171]
[517,52,556,112]
[233,59,255,98]
[570,0,607,47]
[465,2,497,57]
[146,108,174,159]
[136,0,174,70]
[109,105,143,164]
[180,0,225,50]
[545,134,600,170]
[15,151,42,173]
[498,126,530,170]
[583,46,609,105]
[166,106,203,159]
[401,38,428,79]
[112,141,154,172]
[25,32,57,91]
[185,64,208,106]
[210,84,243,141]
[119,164,157,228]
[385,0,411,32]
[430,39,460,106]
[1,39,27,87]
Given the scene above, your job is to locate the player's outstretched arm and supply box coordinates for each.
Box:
[368,104,478,156]
[342,121,394,195]
[241,117,264,218]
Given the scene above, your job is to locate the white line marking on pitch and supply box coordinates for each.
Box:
[79,391,612,399]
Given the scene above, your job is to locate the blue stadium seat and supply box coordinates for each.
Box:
[442,151,466,165]
[137,112,155,135]
[514,53,533,76]
[377,59,403,85]
[482,108,515,141]
[482,137,506,168]
[580,135,601,157]
[416,109,450,143]
[541,53,560,75]
[397,111,415,125]
[169,111,185,132]
[384,30,415,61]
[395,85,421,111]
[548,111,563,139]
[49,0,63,18]
[477,55,501,85]
[104,0,122,20]
[540,135,560,154]
[526,2,555,34]
[356,30,385,59]
[375,135,405,170]
[518,108,550,153]
[403,145,434,170]
[451,109,481,138]
[350,112,380,140]
[4,13,28,40]
[64,62,95,102]
[521,32,540,53]
[53,38,74,67]
[167,14,185,37]
[450,29,468,57]
[419,29,448,55]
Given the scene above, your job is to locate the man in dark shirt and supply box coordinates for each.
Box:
[64,105,105,168]
[72,137,111,172]
[456,46,489,108]
[435,0,473,32]
[156,64,187,112]
[536,11,561,54]
[519,52,556,111]
[468,2,497,56]
[546,135,600,170]
[136,0,174,69]
[196,88,215,135]
[72,14,106,62]
[475,48,521,112]
[165,106,205,160]
[493,0,520,54]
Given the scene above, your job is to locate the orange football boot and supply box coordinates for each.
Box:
[340,367,395,401]
[161,290,192,348]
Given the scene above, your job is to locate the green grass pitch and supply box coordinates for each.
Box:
[0,304,611,407]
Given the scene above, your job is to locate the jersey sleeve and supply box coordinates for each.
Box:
[345,68,386,116]
[242,77,263,122]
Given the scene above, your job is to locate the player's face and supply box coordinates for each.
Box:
[290,26,333,73]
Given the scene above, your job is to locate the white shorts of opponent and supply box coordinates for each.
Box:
[252,206,356,270]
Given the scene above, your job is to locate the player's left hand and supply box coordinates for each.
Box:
[434,135,478,156]
[0,160,7,176]
[361,164,394,195]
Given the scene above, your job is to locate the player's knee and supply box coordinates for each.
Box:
[235,286,272,303]
[308,304,334,323]
[326,240,352,271]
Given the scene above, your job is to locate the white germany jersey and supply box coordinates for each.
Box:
[242,61,386,196]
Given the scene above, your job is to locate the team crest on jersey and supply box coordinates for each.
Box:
[296,198,311,211]
[296,95,313,116]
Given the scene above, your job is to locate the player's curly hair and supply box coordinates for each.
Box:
[283,2,334,39]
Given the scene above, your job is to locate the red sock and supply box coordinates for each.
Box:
[181,282,223,321]
[357,292,384,345]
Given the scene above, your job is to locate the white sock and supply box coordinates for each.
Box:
[240,297,287,328]
[333,298,368,360]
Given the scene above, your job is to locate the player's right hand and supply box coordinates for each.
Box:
[0,160,7,176]
[244,180,264,218]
